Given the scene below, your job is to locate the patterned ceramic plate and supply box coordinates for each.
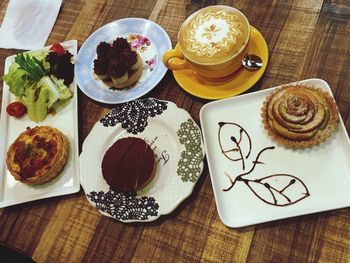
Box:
[80,98,205,222]
[75,18,172,104]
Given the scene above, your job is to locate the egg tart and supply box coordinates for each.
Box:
[261,84,340,148]
[6,126,69,185]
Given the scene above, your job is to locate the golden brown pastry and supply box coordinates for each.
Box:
[6,126,69,185]
[261,84,340,148]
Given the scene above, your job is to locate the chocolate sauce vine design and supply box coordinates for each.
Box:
[100,98,168,134]
[87,188,159,221]
[218,121,310,207]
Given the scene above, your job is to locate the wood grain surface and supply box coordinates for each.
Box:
[1,0,350,262]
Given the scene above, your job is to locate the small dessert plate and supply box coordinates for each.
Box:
[200,78,350,228]
[80,98,205,222]
[173,26,268,100]
[75,18,172,104]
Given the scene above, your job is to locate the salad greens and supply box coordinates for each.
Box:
[15,52,48,81]
[3,47,73,122]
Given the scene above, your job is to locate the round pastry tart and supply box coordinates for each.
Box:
[101,137,156,192]
[6,126,69,185]
[261,84,340,148]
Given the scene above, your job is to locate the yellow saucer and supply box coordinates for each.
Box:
[172,26,269,100]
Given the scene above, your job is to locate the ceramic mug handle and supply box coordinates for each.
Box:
[163,44,188,70]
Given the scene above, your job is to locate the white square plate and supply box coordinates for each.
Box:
[200,78,350,228]
[0,40,80,208]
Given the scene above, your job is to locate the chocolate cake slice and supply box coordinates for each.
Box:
[102,137,156,192]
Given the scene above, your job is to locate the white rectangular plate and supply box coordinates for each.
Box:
[0,40,80,208]
[200,78,350,228]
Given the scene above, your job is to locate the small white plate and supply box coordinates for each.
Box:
[80,98,205,222]
[75,18,172,104]
[0,40,80,208]
[200,78,350,228]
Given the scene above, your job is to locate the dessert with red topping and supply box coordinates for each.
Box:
[6,126,69,185]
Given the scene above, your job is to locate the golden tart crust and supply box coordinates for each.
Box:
[261,84,340,148]
[6,126,69,185]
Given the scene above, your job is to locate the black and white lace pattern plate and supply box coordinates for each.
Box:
[80,98,205,222]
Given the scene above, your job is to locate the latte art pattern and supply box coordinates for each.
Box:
[186,11,243,57]
[179,7,249,64]
[261,84,340,148]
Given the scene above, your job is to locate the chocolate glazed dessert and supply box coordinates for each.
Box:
[101,137,156,192]
[93,38,143,89]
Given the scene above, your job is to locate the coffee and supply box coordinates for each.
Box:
[178,5,250,65]
[163,5,251,80]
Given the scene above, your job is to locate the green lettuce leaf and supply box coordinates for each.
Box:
[3,50,72,122]
[50,75,73,100]
[21,85,49,122]
[3,63,32,98]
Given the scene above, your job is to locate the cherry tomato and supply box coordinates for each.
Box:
[49,43,65,56]
[6,102,27,118]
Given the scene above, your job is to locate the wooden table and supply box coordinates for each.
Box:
[1,0,350,262]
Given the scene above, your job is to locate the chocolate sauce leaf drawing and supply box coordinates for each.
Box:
[223,146,275,191]
[218,122,252,170]
[218,121,310,207]
[243,174,310,206]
